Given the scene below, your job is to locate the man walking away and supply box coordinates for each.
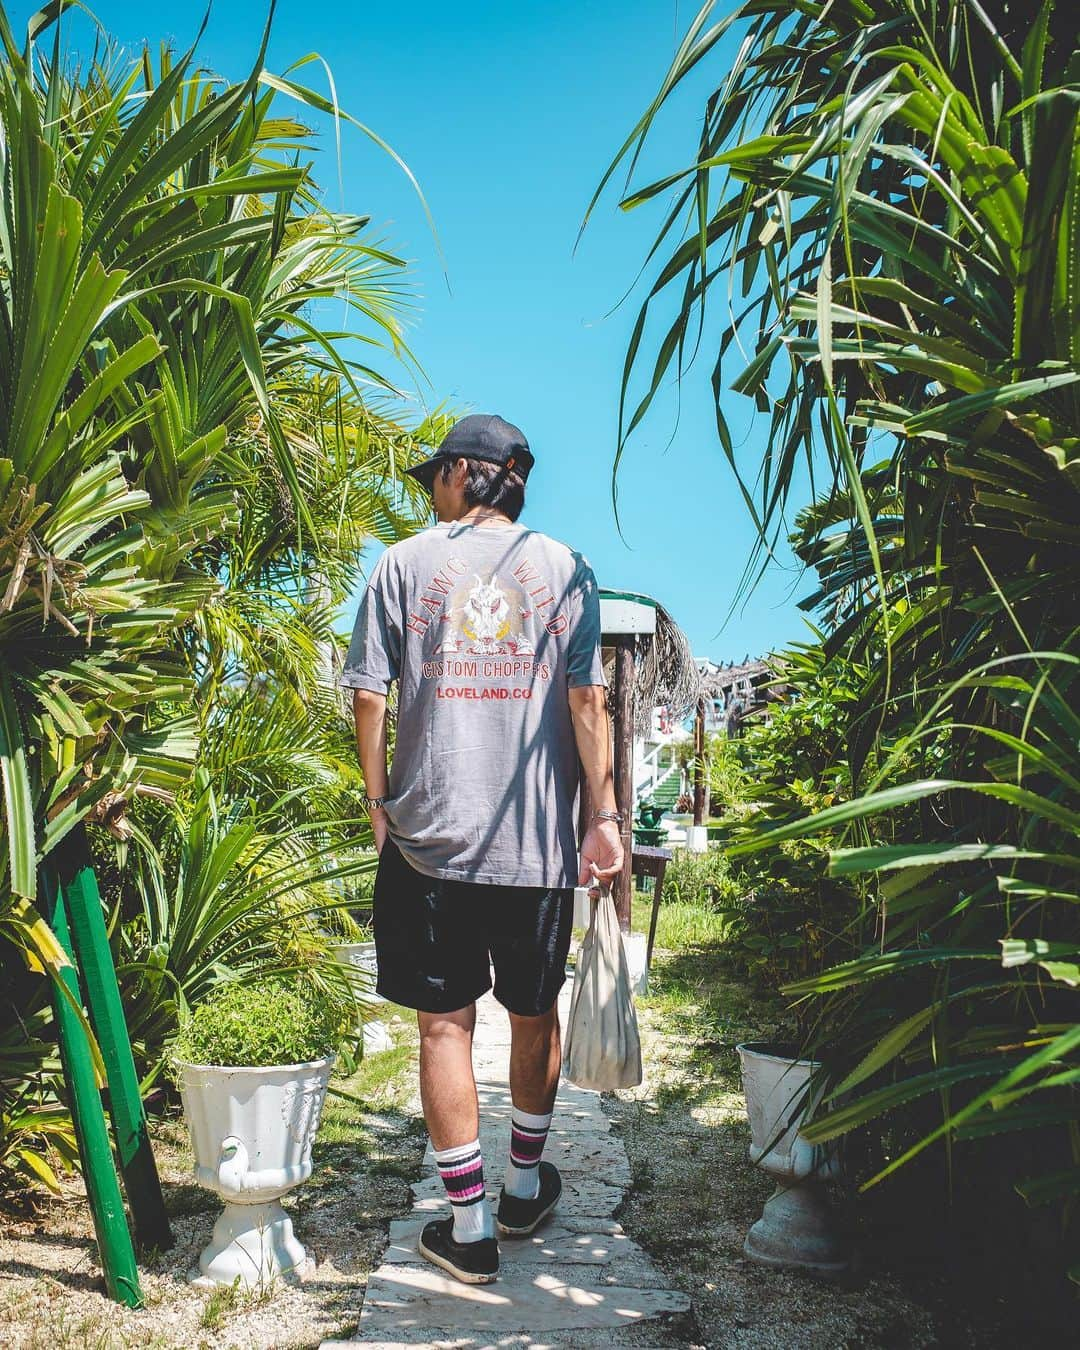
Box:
[343,413,624,1284]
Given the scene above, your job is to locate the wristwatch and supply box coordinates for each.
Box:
[363,794,390,810]
[592,809,624,824]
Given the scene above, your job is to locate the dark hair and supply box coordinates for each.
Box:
[439,456,525,522]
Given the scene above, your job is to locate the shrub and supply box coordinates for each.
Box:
[720,837,856,1004]
[172,978,346,1069]
[698,646,870,1019]
[663,846,738,909]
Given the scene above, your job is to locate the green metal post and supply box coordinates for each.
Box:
[44,868,143,1308]
[57,826,173,1253]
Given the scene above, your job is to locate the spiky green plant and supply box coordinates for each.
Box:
[599,0,1080,1256]
[0,1,442,1185]
[118,773,373,1066]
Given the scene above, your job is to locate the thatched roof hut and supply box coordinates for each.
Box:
[598,590,699,737]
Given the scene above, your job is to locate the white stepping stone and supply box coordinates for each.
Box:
[354,1265,690,1336]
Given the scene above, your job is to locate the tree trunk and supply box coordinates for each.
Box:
[693,697,706,826]
[612,636,635,931]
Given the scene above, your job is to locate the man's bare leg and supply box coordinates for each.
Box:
[508,1004,561,1112]
[502,1004,561,1204]
[418,1003,479,1149]
[417,1002,495,1246]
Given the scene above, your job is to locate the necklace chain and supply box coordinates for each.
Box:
[457,509,512,525]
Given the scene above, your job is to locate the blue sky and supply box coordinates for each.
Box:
[28,0,814,662]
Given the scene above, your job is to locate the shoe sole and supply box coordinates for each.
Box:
[496,1190,560,1237]
[418,1232,498,1284]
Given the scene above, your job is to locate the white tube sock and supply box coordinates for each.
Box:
[504,1107,553,1200]
[432,1138,494,1242]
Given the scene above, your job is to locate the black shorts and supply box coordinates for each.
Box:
[371,836,575,1016]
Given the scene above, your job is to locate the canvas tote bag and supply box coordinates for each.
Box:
[562,881,643,1090]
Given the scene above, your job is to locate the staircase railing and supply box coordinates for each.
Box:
[635,743,679,804]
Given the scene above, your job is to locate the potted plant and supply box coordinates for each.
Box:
[173,977,344,1288]
[331,932,394,1055]
[719,672,861,1276]
[734,1040,848,1276]
[726,849,852,1275]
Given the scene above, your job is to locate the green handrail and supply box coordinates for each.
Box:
[56,826,173,1254]
[43,867,142,1308]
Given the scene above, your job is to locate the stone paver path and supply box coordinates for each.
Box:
[322,979,691,1349]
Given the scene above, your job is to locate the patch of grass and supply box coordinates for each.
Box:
[1,1297,138,1350]
[630,889,733,951]
[321,1046,412,1143]
[317,1009,419,1155]
[310,1104,428,1199]
[653,1076,699,1109]
[631,908,788,1116]
[363,1150,425,1180]
[199,1278,241,1330]
[353,1041,415,1100]
[575,890,734,957]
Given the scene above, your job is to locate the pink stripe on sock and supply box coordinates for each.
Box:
[510,1137,546,1157]
[440,1158,482,1177]
[452,1183,486,1201]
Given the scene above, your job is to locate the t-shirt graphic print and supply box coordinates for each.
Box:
[341,520,606,887]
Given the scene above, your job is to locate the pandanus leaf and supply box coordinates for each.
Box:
[0,670,35,901]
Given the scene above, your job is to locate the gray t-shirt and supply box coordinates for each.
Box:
[341,519,606,887]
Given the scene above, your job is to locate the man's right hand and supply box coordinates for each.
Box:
[578,817,624,890]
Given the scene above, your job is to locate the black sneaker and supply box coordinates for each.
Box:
[496,1160,562,1236]
[418,1217,499,1284]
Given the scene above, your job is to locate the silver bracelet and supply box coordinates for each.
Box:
[592,809,624,824]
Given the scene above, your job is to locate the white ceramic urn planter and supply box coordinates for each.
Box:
[736,1041,849,1278]
[179,1056,333,1288]
[331,940,394,1055]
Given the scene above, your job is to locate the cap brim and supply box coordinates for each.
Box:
[404,455,442,492]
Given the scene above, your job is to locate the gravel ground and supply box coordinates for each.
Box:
[0,955,1048,1349]
[0,1015,426,1350]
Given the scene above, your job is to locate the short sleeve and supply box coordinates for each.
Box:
[340,553,401,693]
[566,555,606,688]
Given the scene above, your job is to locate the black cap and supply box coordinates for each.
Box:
[405,413,535,493]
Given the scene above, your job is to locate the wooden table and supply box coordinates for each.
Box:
[633,843,673,970]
